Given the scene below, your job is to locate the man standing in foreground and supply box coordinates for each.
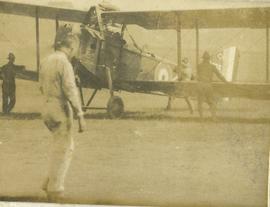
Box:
[39,25,86,202]
[1,53,24,114]
[197,51,228,119]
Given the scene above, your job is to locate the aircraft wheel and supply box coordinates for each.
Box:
[107,96,124,118]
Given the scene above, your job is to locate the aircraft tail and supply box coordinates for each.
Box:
[221,46,240,82]
[211,47,240,102]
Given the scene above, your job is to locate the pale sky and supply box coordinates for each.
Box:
[2,0,270,11]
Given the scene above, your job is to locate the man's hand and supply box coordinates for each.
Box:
[78,115,86,133]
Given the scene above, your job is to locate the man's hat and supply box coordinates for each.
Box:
[7,52,15,60]
[54,24,75,49]
[202,51,210,60]
[182,57,189,64]
[181,57,189,68]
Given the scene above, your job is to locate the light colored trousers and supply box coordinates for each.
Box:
[43,101,74,193]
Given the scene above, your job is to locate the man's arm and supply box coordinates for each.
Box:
[14,65,25,71]
[61,61,83,116]
[61,60,86,132]
[1,66,6,80]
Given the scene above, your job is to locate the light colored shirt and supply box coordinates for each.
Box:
[181,63,192,81]
[39,51,83,120]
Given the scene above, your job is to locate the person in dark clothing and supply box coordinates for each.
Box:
[1,53,23,114]
[197,51,228,119]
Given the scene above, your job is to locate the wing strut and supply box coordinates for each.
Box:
[266,18,269,82]
[56,15,59,32]
[35,7,40,79]
[195,20,199,73]
[176,13,182,78]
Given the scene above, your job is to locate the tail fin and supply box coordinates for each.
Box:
[221,47,240,82]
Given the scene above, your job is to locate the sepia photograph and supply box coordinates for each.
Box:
[0,0,270,206]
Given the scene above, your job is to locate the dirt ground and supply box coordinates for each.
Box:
[0,80,269,207]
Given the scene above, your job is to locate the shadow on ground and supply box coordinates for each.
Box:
[0,111,269,124]
[85,111,270,124]
[0,196,47,203]
[0,112,41,120]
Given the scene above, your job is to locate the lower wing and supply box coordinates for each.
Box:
[114,80,270,100]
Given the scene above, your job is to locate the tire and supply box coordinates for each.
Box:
[107,96,124,118]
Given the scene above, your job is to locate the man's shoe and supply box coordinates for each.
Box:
[46,191,64,203]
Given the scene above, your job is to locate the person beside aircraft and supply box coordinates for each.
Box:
[197,51,228,120]
[39,25,86,202]
[1,53,25,114]
[180,57,193,81]
[166,57,194,113]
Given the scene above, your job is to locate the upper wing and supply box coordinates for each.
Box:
[115,80,270,100]
[0,0,86,22]
[102,6,270,29]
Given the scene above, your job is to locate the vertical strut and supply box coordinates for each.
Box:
[55,15,59,33]
[35,7,40,79]
[86,89,98,107]
[195,20,199,74]
[106,66,114,97]
[266,19,269,82]
[176,13,182,79]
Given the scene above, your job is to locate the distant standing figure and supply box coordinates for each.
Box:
[166,57,194,114]
[181,57,193,81]
[1,53,23,114]
[197,51,228,119]
[40,25,86,202]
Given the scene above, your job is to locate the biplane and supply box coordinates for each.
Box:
[0,0,270,118]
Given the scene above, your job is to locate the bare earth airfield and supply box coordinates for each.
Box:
[0,79,269,207]
[0,1,270,206]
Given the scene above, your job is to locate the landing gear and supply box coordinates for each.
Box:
[107,96,124,118]
[105,65,124,118]
[79,89,124,119]
[76,64,125,118]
